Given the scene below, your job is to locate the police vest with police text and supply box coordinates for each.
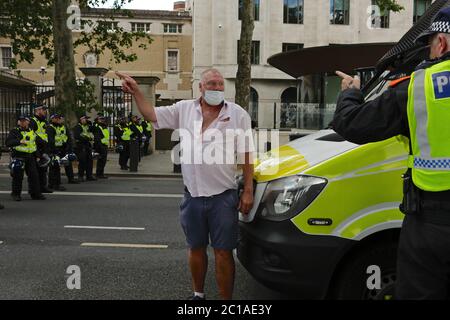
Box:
[407,59,450,192]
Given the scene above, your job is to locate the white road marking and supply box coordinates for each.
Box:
[64,226,145,231]
[0,191,183,198]
[81,242,168,249]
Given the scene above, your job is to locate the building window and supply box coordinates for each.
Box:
[164,24,183,33]
[371,0,389,29]
[282,43,304,52]
[131,22,151,32]
[238,0,260,21]
[167,50,179,72]
[237,40,260,65]
[1,47,12,68]
[98,21,119,32]
[283,0,304,24]
[330,0,350,25]
[414,0,432,24]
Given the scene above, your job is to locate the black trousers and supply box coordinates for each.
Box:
[119,141,130,168]
[395,215,450,300]
[96,145,108,176]
[11,155,40,196]
[142,136,151,155]
[75,144,93,178]
[48,161,61,187]
[38,165,48,190]
[64,161,75,182]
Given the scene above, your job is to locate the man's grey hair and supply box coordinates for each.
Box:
[200,68,223,84]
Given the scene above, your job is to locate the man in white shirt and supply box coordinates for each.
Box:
[117,69,255,300]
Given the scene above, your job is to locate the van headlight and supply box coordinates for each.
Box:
[259,175,327,221]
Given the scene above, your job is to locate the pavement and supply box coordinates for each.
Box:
[0,149,182,179]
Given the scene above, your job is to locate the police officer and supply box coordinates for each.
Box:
[129,114,143,162]
[73,115,96,182]
[141,119,153,156]
[29,104,53,193]
[114,116,131,170]
[58,115,79,184]
[6,115,46,201]
[333,8,450,300]
[47,114,69,191]
[93,114,109,179]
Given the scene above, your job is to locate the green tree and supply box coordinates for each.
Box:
[375,0,405,12]
[0,0,152,124]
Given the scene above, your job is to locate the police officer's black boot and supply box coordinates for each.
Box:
[0,203,4,209]
[31,194,46,200]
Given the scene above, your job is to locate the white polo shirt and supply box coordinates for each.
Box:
[153,99,255,197]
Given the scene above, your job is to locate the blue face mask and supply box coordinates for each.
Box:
[204,90,224,106]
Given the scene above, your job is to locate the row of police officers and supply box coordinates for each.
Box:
[4,104,152,202]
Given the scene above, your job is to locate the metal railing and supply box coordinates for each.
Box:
[0,85,57,148]
[101,78,132,148]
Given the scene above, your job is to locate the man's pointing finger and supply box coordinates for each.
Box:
[336,71,352,80]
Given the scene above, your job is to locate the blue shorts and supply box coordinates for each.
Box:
[179,188,239,250]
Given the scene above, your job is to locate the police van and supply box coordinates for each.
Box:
[237,0,450,300]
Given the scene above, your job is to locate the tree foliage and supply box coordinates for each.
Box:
[375,0,405,12]
[0,0,152,68]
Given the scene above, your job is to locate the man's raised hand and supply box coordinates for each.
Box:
[336,70,361,91]
[116,72,139,95]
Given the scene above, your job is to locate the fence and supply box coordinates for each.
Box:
[0,85,56,149]
[101,78,132,148]
[0,79,132,149]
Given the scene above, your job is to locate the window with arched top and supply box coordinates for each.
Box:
[280,87,298,129]
[281,87,297,104]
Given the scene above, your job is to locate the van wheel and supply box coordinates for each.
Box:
[331,242,398,300]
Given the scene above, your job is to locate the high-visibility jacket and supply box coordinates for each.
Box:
[14,130,37,153]
[50,124,68,147]
[32,117,48,142]
[121,126,131,141]
[96,124,110,146]
[407,59,450,191]
[80,124,94,141]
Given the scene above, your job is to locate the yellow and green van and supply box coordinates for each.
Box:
[237,127,408,299]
